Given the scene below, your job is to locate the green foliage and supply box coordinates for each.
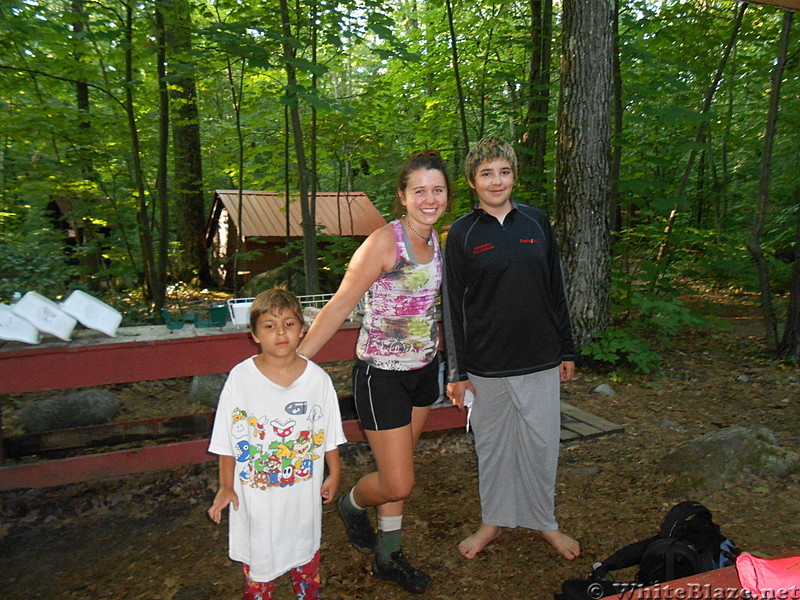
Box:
[580,285,712,375]
[584,197,797,373]
[611,216,795,295]
[0,232,78,303]
[269,230,361,295]
[314,233,362,285]
[581,326,662,374]
[582,222,726,374]
[1,0,798,331]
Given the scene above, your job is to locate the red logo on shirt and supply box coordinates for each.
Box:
[519,238,540,244]
[472,243,495,254]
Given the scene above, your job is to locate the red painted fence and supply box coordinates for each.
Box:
[0,324,463,490]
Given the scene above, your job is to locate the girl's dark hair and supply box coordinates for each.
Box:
[392,149,453,217]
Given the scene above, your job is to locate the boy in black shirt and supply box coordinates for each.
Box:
[443,136,581,561]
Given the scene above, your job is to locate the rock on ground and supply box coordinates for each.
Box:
[189,373,228,408]
[20,389,119,433]
[659,426,799,497]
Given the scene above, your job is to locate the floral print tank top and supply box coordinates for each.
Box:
[355,219,442,371]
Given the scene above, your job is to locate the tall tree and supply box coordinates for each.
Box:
[445,0,469,154]
[166,0,211,286]
[222,48,246,294]
[777,169,800,364]
[517,0,553,205]
[748,10,793,353]
[777,175,800,362]
[608,0,622,231]
[69,0,105,286]
[555,0,613,349]
[155,0,169,303]
[278,0,318,294]
[122,1,162,305]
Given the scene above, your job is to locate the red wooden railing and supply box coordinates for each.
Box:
[0,325,463,490]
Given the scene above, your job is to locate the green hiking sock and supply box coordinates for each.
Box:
[341,487,365,514]
[376,529,402,563]
[376,515,403,563]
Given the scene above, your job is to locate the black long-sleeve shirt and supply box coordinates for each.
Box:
[442,201,576,382]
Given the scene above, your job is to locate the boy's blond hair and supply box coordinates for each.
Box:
[464,136,518,186]
[249,288,305,333]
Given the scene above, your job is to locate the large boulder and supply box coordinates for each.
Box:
[659,426,799,497]
[21,389,120,433]
[189,373,228,408]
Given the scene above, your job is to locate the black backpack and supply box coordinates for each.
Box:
[635,537,702,585]
[555,501,740,600]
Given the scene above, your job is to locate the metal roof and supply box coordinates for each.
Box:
[210,190,387,239]
[744,0,800,11]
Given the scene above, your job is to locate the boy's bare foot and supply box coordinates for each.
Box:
[536,529,581,560]
[458,524,502,559]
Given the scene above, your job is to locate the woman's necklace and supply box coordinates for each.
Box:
[402,215,433,246]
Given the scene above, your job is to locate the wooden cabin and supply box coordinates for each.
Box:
[205,190,387,287]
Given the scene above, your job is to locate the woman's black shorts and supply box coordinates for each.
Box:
[352,358,439,431]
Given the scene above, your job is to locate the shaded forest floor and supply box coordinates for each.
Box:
[1,289,798,600]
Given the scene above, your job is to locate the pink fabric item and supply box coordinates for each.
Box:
[736,552,800,599]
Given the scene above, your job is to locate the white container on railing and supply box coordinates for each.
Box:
[60,290,122,337]
[11,291,77,341]
[0,304,41,344]
[227,297,254,326]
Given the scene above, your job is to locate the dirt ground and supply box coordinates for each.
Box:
[1,291,798,600]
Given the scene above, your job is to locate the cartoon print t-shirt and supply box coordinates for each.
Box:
[208,356,346,583]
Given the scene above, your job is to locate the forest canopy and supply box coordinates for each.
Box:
[0,0,798,363]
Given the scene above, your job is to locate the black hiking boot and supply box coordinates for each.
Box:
[337,494,376,554]
[373,549,433,594]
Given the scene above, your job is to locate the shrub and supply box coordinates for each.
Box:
[0,232,78,303]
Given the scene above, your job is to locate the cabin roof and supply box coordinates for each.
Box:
[208,190,387,240]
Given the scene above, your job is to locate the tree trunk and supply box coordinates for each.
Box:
[71,0,91,176]
[166,0,211,286]
[609,0,622,231]
[124,2,161,306]
[311,0,319,289]
[695,148,706,227]
[747,10,792,354]
[224,57,245,294]
[70,0,105,288]
[445,0,470,154]
[279,0,318,294]
[155,2,169,305]
[555,0,613,350]
[476,26,494,141]
[284,103,291,246]
[718,48,738,224]
[518,0,553,205]
[777,178,800,362]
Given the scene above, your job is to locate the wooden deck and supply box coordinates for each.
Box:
[0,323,622,490]
[560,401,624,442]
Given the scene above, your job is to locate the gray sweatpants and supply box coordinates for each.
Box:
[468,367,561,531]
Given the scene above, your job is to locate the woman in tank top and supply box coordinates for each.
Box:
[297,150,451,594]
